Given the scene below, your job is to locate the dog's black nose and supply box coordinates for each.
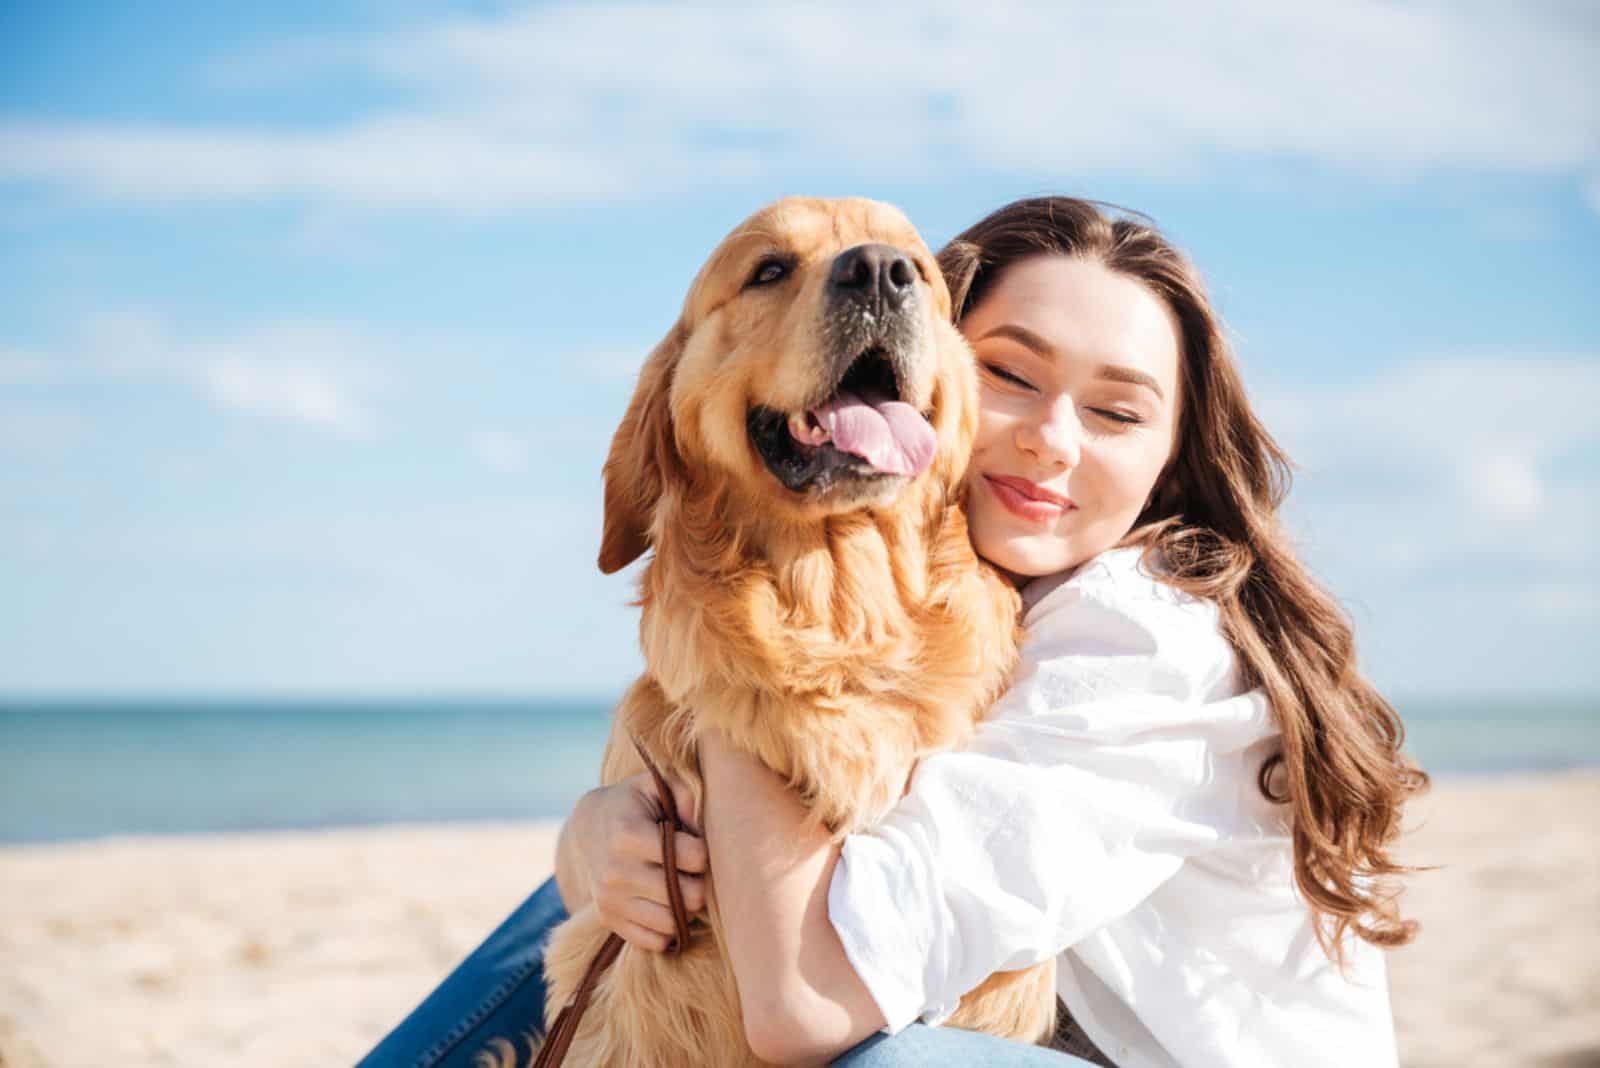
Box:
[828,244,917,309]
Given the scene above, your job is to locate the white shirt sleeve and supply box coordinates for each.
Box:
[827,548,1280,1033]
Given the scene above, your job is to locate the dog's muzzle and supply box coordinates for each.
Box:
[749,243,938,496]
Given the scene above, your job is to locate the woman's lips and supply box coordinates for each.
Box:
[982,474,1074,523]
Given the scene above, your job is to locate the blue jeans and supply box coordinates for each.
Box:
[356,876,1089,1067]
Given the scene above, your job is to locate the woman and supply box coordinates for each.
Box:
[357,197,1426,1067]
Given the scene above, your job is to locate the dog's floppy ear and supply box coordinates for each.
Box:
[935,239,980,324]
[599,322,687,574]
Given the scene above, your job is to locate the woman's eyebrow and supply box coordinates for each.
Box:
[1096,364,1165,400]
[975,323,1055,357]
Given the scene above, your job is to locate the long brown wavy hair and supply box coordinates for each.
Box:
[939,196,1429,960]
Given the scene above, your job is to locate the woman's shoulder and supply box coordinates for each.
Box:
[1022,545,1218,637]
[1018,546,1242,704]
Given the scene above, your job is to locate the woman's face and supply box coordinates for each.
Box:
[960,254,1183,583]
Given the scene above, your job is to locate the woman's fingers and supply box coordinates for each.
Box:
[625,863,709,915]
[618,771,708,870]
[672,830,709,874]
[593,882,672,945]
[600,895,707,952]
[609,917,672,953]
[624,768,701,833]
[631,896,687,938]
[617,812,667,861]
[598,849,708,909]
[674,871,708,914]
[662,770,701,834]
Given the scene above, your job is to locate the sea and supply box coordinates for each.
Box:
[1,695,1595,844]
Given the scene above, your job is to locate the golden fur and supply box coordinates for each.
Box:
[495,197,1055,1068]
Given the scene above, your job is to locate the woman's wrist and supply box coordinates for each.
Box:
[554,785,602,911]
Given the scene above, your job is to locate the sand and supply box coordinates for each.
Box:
[1385,772,1599,1068]
[1,772,1595,1067]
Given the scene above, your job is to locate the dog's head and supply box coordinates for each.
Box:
[599,196,978,574]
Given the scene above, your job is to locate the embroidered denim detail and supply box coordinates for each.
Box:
[356,876,567,1068]
[411,954,545,1068]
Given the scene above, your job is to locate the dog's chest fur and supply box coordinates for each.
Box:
[526,503,1049,1068]
[631,501,1018,837]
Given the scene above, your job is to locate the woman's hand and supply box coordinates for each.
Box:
[556,769,709,951]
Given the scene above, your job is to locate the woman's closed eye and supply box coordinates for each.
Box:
[981,362,1034,390]
[1090,407,1144,426]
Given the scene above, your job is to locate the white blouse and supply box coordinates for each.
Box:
[828,547,1398,1067]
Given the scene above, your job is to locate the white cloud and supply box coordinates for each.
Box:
[185,322,386,437]
[205,356,369,435]
[1264,357,1599,469]
[1,2,1594,212]
[1468,455,1543,523]
[0,118,635,212]
[1252,354,1600,694]
[0,315,381,437]
[1259,354,1600,572]
[1,310,662,460]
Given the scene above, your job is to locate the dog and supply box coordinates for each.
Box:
[525,196,1056,1067]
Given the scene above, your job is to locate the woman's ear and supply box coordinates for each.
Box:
[598,323,687,574]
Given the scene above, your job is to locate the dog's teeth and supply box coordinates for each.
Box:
[788,412,830,446]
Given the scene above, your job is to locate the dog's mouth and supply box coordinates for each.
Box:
[748,348,937,494]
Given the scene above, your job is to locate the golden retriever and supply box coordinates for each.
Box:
[516,196,1056,1067]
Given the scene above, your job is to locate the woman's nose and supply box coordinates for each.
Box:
[1016,399,1082,469]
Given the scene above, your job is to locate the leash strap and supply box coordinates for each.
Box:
[532,736,694,1068]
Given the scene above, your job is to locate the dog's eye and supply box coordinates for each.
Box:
[747,258,789,288]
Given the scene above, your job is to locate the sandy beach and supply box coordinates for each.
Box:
[2,772,1595,1068]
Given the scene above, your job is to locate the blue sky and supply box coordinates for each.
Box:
[2,2,1596,699]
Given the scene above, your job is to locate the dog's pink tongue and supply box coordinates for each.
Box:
[812,391,936,476]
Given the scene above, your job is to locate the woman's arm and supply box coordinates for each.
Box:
[703,707,1238,1064]
[699,729,886,1066]
[822,560,1275,1033]
[702,555,1268,1057]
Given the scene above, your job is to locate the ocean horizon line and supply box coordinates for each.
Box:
[3,690,1594,708]
[4,693,1596,845]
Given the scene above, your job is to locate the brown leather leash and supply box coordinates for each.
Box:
[532,736,695,1068]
